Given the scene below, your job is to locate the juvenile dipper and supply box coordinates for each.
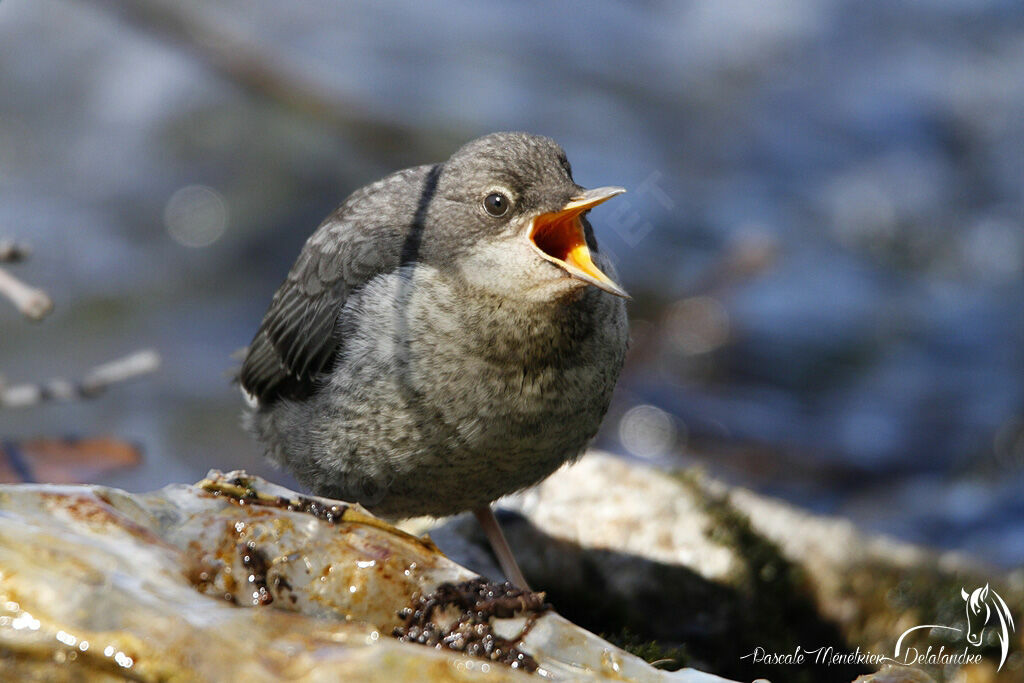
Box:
[240,132,629,587]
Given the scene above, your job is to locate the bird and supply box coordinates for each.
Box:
[239,132,629,588]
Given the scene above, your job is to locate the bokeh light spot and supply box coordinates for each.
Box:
[164,185,228,248]
[666,296,731,356]
[619,404,678,459]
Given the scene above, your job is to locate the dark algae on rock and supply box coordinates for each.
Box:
[394,579,551,672]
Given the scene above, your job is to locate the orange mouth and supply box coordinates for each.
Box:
[528,186,629,298]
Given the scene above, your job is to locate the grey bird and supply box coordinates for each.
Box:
[239,132,629,588]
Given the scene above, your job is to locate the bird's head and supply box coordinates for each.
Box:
[430,132,628,303]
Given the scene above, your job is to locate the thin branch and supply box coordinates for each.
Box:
[77,0,454,159]
[0,266,53,321]
[0,240,32,263]
[0,350,161,409]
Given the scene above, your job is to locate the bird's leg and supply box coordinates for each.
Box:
[472,505,531,590]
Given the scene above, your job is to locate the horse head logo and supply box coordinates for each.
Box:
[894,583,1015,672]
[961,584,1015,669]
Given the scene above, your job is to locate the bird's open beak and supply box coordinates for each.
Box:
[528,186,630,298]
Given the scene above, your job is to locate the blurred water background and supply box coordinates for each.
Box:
[1,0,1022,567]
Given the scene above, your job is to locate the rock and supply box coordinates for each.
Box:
[0,469,731,682]
[853,663,937,682]
[431,452,1023,683]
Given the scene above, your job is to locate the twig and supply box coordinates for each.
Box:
[0,350,161,409]
[0,266,53,321]
[77,0,454,159]
[0,240,31,263]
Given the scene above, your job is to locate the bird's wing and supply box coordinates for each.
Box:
[240,165,436,403]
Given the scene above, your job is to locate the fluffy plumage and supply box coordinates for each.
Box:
[241,132,628,518]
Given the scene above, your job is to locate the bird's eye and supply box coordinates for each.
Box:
[483,192,510,217]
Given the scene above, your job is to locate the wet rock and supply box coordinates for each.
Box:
[0,469,731,682]
[853,664,937,683]
[434,452,1023,683]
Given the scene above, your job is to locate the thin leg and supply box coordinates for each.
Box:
[472,505,531,590]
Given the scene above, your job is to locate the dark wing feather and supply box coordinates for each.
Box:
[240,165,434,403]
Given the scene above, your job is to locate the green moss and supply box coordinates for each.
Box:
[674,468,1024,682]
[601,627,690,670]
[671,468,869,682]
[533,466,1021,681]
[836,561,1024,681]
